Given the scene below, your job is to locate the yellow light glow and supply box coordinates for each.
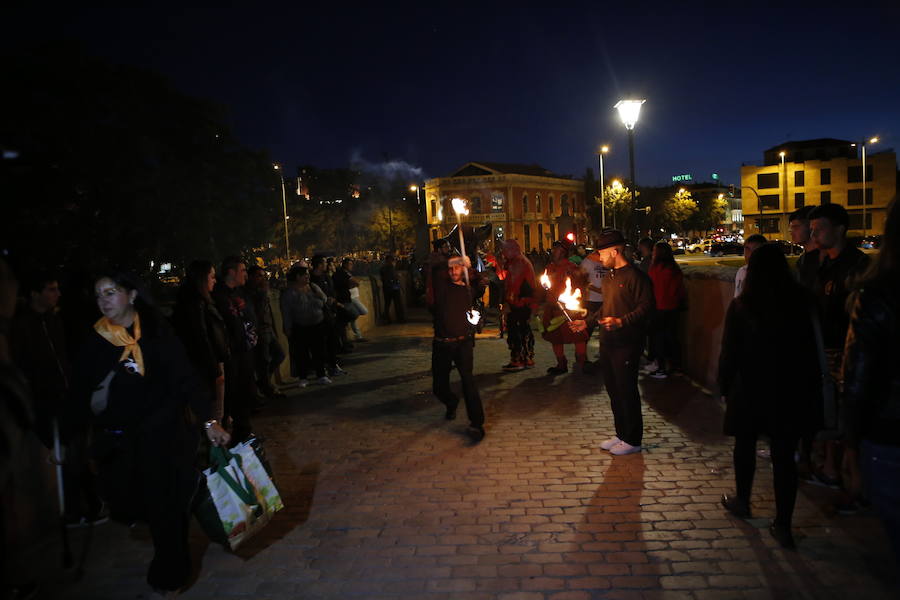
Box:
[451,197,468,216]
[557,278,582,311]
[779,151,786,157]
[611,179,622,189]
[679,188,686,194]
[601,145,609,153]
[409,185,418,191]
[539,270,551,289]
[870,136,879,144]
[718,193,724,200]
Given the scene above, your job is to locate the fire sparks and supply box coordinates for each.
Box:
[451,197,468,216]
[539,270,551,289]
[557,277,582,311]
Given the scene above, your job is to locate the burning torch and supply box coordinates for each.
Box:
[451,197,480,325]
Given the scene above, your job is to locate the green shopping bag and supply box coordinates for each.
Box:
[200,446,272,549]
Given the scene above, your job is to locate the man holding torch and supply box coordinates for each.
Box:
[575,230,654,455]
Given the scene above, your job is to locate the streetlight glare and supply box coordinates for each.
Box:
[778,151,786,157]
[601,145,609,153]
[273,163,280,170]
[611,179,622,189]
[409,185,418,191]
[614,99,646,130]
[870,136,879,144]
[678,188,686,194]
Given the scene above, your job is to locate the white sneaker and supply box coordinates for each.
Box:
[315,376,333,385]
[641,361,658,374]
[331,366,348,376]
[600,436,622,450]
[610,441,642,456]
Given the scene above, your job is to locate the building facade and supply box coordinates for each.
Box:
[424,162,587,251]
[740,138,897,239]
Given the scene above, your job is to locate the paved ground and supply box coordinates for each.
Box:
[34,309,897,599]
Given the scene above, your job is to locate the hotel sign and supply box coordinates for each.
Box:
[672,173,692,182]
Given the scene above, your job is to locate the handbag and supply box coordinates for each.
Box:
[196,444,282,550]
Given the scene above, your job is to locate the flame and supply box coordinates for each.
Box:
[557,277,582,311]
[539,270,551,289]
[436,204,443,221]
[466,309,480,325]
[451,197,469,216]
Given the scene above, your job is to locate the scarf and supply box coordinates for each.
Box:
[94,312,145,376]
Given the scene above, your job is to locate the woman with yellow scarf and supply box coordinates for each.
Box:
[67,272,229,597]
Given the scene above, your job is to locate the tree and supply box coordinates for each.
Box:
[662,188,698,232]
[602,182,639,231]
[687,193,730,234]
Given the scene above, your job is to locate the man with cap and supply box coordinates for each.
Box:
[577,230,655,455]
[431,255,487,441]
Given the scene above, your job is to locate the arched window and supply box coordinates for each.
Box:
[535,193,542,213]
[471,196,482,213]
[561,193,569,215]
[522,192,528,214]
[430,198,437,220]
[491,192,504,213]
[549,195,555,216]
[537,223,544,250]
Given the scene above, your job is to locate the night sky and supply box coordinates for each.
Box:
[6,2,900,187]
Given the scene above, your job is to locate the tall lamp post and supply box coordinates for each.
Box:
[614,99,646,236]
[598,145,609,229]
[779,151,787,240]
[861,136,878,237]
[273,163,290,262]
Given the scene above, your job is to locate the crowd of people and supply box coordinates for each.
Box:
[1,198,898,596]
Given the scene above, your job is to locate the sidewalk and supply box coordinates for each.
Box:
[40,308,897,599]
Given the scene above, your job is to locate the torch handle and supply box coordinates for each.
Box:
[556,301,573,322]
[456,219,470,286]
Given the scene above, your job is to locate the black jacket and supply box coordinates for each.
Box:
[599,263,654,348]
[718,297,823,437]
[171,294,228,382]
[842,282,900,447]
[812,245,869,350]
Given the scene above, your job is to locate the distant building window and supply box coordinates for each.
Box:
[847,188,874,206]
[848,213,873,230]
[491,192,504,213]
[759,218,780,234]
[820,168,831,185]
[820,190,831,205]
[535,193,541,213]
[549,196,555,215]
[537,223,544,249]
[757,173,779,189]
[471,196,482,213]
[795,192,805,208]
[794,171,805,186]
[847,165,874,183]
[522,193,528,214]
[524,224,531,250]
[561,193,569,215]
[760,194,780,211]
[430,199,436,219]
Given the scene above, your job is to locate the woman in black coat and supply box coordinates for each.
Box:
[718,244,823,549]
[67,272,229,596]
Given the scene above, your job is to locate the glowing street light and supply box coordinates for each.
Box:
[861,136,878,236]
[598,145,610,228]
[614,99,646,235]
[274,163,290,262]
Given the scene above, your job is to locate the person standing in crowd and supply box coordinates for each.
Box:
[67,271,229,596]
[496,239,536,371]
[212,256,257,444]
[636,237,654,273]
[247,266,285,399]
[807,203,870,506]
[425,239,452,309]
[333,258,368,342]
[541,239,589,374]
[310,255,347,375]
[580,240,605,349]
[431,256,486,441]
[718,244,823,549]
[579,230,654,456]
[172,260,229,422]
[734,234,767,298]
[842,199,900,568]
[790,206,820,289]
[380,254,405,324]
[280,266,330,386]
[645,242,686,380]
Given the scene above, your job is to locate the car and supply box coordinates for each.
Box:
[687,239,712,253]
[709,241,743,257]
[769,240,804,256]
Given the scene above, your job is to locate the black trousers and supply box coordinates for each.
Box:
[432,338,484,427]
[290,322,327,378]
[598,343,643,446]
[383,288,405,322]
[650,309,681,372]
[224,351,255,443]
[733,432,799,528]
[254,332,285,393]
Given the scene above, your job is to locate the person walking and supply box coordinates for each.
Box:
[431,256,486,441]
[718,244,823,549]
[578,230,654,456]
[67,271,229,596]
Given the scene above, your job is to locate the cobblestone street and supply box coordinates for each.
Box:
[43,309,896,600]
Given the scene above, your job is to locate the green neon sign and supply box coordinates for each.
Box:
[672,174,692,182]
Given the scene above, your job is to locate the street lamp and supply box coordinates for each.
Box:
[614,99,646,236]
[598,145,609,229]
[861,136,878,236]
[273,163,290,262]
[779,151,787,239]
